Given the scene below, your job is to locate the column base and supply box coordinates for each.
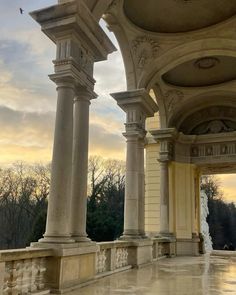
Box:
[72,236,91,243]
[126,239,153,267]
[176,237,200,256]
[38,236,75,244]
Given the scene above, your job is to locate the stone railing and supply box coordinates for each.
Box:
[96,241,131,277]
[96,238,176,277]
[0,238,176,294]
[152,237,176,260]
[0,248,53,295]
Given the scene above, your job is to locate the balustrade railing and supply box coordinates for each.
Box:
[96,241,131,276]
[0,248,52,295]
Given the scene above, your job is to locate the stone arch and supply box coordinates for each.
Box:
[143,38,236,89]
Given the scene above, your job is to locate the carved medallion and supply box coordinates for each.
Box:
[132,36,160,69]
[164,89,184,113]
[194,57,220,70]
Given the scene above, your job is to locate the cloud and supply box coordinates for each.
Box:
[216,174,236,203]
[0,0,127,165]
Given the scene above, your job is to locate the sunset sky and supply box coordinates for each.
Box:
[0,0,235,202]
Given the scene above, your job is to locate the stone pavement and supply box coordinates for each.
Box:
[73,255,236,295]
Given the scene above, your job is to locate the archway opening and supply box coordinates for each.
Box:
[201,173,236,251]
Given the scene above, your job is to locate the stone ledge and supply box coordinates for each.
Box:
[211,250,236,257]
[0,248,53,262]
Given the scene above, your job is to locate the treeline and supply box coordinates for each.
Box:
[1,161,235,251]
[201,176,236,250]
[0,158,124,250]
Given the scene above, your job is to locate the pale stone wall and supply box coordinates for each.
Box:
[145,113,160,236]
[169,162,197,239]
[145,143,161,236]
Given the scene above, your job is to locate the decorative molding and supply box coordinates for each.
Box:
[115,248,128,269]
[164,90,184,113]
[3,258,47,295]
[107,0,119,11]
[132,36,160,69]
[96,249,107,274]
[180,106,236,135]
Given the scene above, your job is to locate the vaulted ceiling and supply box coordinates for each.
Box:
[85,0,236,133]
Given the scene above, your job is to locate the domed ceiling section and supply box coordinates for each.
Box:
[179,106,236,135]
[123,0,236,33]
[162,56,236,87]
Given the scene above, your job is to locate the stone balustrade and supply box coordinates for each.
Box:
[96,238,176,277]
[152,237,176,260]
[0,238,177,294]
[96,241,131,277]
[0,248,53,295]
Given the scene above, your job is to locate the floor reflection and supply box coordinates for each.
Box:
[71,256,236,295]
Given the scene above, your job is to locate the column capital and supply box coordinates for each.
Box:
[74,88,97,103]
[30,1,116,62]
[49,73,77,89]
[151,128,177,162]
[111,89,158,118]
[123,129,146,141]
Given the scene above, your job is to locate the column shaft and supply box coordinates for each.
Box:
[159,161,170,235]
[71,93,91,242]
[42,83,75,243]
[137,139,145,236]
[122,134,145,238]
[123,136,139,237]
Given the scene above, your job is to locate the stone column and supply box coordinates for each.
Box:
[138,138,146,236]
[159,160,170,235]
[41,77,75,243]
[70,90,96,242]
[111,89,158,240]
[123,131,146,238]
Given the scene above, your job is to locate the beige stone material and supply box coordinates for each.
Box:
[70,90,96,242]
[72,256,236,295]
[111,89,158,239]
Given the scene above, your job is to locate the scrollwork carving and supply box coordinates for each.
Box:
[164,89,184,113]
[132,36,160,69]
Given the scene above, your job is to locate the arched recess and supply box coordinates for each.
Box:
[143,38,236,89]
[169,90,236,131]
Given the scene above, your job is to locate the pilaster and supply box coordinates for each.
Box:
[151,128,177,238]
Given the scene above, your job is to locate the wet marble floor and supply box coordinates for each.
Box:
[74,256,236,295]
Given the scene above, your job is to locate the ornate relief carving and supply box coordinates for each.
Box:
[115,248,128,269]
[164,90,184,113]
[191,142,236,158]
[96,249,107,274]
[107,0,119,10]
[3,258,47,295]
[132,36,160,69]
[180,106,236,135]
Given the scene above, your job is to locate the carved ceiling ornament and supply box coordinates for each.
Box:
[132,36,160,69]
[194,57,220,70]
[164,89,184,114]
[180,106,236,135]
[107,0,120,11]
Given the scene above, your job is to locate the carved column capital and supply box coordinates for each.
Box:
[151,128,177,162]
